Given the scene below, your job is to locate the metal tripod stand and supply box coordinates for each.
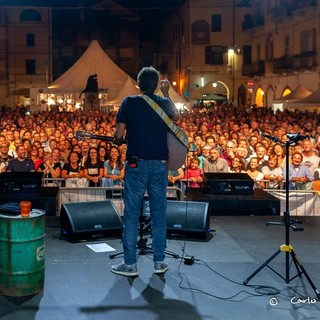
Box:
[110,200,179,259]
[243,132,320,299]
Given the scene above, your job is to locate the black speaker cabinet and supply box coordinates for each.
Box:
[166,200,210,240]
[60,200,123,240]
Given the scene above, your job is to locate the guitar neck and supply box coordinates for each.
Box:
[90,134,114,142]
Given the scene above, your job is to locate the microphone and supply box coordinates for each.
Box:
[286,133,309,142]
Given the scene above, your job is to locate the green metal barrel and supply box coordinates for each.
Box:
[0,210,45,296]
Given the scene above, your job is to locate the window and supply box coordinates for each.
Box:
[301,29,316,53]
[257,44,261,61]
[205,46,227,65]
[211,15,221,32]
[26,33,35,47]
[284,36,290,56]
[20,9,41,21]
[243,45,252,65]
[26,59,36,75]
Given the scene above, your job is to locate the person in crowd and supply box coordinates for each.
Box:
[246,157,265,188]
[39,131,49,149]
[203,147,229,173]
[302,139,320,175]
[198,144,211,168]
[254,145,269,169]
[61,151,84,179]
[98,145,109,162]
[284,151,314,190]
[111,66,179,276]
[79,140,90,167]
[47,139,57,153]
[184,157,203,188]
[0,141,13,172]
[168,167,184,188]
[235,146,248,163]
[58,139,70,163]
[28,145,43,171]
[261,154,284,189]
[102,145,125,187]
[205,135,216,148]
[71,143,82,156]
[6,145,35,172]
[271,143,286,168]
[37,149,62,183]
[193,134,204,156]
[230,155,246,173]
[312,160,320,191]
[61,151,87,187]
[293,142,304,155]
[220,140,236,167]
[83,147,104,187]
[22,138,31,150]
[248,134,259,154]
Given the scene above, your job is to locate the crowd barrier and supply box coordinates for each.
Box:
[42,178,320,216]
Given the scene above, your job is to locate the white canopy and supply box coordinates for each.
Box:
[155,85,190,109]
[48,40,129,98]
[107,76,140,106]
[271,85,313,113]
[286,88,320,113]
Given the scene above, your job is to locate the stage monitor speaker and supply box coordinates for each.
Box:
[166,200,210,240]
[60,200,123,240]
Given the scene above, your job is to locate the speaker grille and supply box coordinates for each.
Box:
[60,200,123,240]
[166,201,209,240]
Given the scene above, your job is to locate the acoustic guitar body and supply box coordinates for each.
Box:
[167,129,188,170]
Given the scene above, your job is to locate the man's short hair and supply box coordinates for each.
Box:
[137,66,159,93]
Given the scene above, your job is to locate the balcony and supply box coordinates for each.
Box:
[242,61,265,77]
[295,51,318,71]
[292,0,317,10]
[272,55,295,74]
[269,6,293,21]
[272,51,317,74]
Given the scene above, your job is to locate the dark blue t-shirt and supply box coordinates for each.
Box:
[116,94,176,160]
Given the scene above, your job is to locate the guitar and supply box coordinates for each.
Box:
[75,130,188,170]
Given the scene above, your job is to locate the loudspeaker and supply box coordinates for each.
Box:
[166,200,210,240]
[60,200,123,240]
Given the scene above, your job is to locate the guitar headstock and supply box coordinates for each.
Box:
[75,130,93,141]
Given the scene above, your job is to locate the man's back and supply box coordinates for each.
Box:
[117,94,175,160]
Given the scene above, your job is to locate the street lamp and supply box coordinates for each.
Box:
[228,48,235,103]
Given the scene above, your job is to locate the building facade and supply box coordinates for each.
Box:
[160,0,320,108]
[0,2,140,108]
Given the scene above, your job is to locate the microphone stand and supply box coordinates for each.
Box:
[243,133,320,299]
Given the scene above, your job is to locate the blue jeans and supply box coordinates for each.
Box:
[122,160,168,265]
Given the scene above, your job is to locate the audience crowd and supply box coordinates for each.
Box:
[1,104,320,191]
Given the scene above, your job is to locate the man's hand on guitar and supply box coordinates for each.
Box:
[113,137,125,146]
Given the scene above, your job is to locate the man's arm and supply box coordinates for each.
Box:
[114,123,126,143]
[160,80,179,121]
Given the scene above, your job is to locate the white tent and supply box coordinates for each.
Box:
[155,85,190,109]
[271,85,312,112]
[107,76,140,106]
[48,40,129,99]
[286,88,320,113]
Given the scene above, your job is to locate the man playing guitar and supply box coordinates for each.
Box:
[110,66,179,277]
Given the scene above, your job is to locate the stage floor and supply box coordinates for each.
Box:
[1,215,320,320]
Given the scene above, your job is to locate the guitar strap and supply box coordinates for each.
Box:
[141,94,189,149]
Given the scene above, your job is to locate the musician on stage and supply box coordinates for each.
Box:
[111,66,179,277]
